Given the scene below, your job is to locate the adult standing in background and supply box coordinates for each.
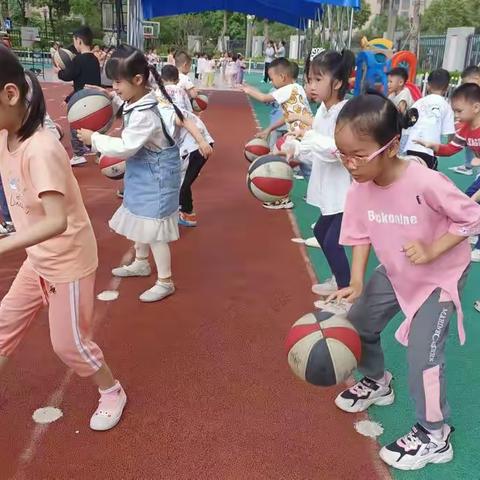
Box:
[263,41,275,83]
[167,47,176,65]
[276,41,286,58]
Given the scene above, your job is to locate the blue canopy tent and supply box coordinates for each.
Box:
[127,0,360,52]
[141,0,323,29]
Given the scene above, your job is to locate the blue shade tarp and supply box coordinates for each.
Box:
[142,0,324,27]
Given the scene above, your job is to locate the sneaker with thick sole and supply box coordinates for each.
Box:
[262,198,294,210]
[472,249,480,262]
[90,381,127,431]
[139,281,175,302]
[179,211,197,227]
[335,372,394,413]
[312,277,338,296]
[379,423,454,470]
[70,156,88,167]
[112,260,151,278]
[449,165,473,176]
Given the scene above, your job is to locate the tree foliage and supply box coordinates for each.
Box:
[421,0,475,34]
[353,2,371,30]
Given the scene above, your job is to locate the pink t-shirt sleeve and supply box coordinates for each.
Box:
[26,136,68,198]
[423,173,480,237]
[340,185,371,246]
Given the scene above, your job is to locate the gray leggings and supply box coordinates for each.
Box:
[348,265,468,430]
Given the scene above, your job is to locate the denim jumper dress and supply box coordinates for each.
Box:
[109,101,181,243]
[123,104,181,219]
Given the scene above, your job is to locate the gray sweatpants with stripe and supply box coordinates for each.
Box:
[347,265,468,430]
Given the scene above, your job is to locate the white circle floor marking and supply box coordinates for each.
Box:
[32,407,63,424]
[354,420,384,438]
[97,290,120,301]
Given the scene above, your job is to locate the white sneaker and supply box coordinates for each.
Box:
[90,381,127,431]
[112,260,151,278]
[314,299,351,315]
[449,165,473,176]
[304,237,321,248]
[471,249,480,262]
[139,280,175,302]
[262,198,294,210]
[70,156,87,166]
[379,423,454,470]
[469,235,478,245]
[311,277,338,296]
[311,223,316,230]
[335,372,394,413]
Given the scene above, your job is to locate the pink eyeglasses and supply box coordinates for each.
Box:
[335,136,399,168]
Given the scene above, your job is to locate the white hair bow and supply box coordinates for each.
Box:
[310,48,325,61]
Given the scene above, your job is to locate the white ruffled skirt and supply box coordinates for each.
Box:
[109,205,180,244]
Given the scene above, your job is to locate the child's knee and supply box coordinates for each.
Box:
[51,337,103,377]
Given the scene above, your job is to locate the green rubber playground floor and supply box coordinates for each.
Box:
[248,81,480,479]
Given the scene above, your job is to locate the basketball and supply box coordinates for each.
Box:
[53,48,75,70]
[285,310,361,387]
[98,155,126,180]
[246,154,293,203]
[67,89,114,133]
[192,94,209,112]
[244,138,271,162]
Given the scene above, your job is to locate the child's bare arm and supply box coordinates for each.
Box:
[239,84,275,103]
[0,192,67,254]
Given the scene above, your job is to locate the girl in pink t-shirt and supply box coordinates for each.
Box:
[329,92,480,471]
[0,46,126,431]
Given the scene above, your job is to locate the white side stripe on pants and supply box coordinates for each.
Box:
[69,280,102,370]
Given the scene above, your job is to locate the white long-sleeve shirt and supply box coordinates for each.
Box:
[91,92,174,159]
[301,100,351,215]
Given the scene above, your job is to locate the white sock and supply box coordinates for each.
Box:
[371,372,389,387]
[427,426,445,440]
[99,380,120,394]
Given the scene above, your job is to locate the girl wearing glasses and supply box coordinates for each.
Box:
[329,92,480,471]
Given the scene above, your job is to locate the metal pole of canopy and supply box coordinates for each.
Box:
[347,7,354,49]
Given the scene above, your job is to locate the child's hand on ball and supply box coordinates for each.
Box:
[78,129,94,146]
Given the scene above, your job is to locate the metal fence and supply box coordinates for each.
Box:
[418,35,446,71]
[465,34,480,67]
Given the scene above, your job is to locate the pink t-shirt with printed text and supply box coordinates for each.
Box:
[0,128,98,283]
[340,160,480,345]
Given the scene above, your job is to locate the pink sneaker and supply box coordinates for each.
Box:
[90,381,127,431]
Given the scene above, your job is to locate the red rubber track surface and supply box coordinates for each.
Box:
[0,84,389,480]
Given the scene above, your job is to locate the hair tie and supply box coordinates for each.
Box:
[310,48,325,61]
[24,73,33,105]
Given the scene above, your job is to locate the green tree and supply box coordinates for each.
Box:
[353,2,371,30]
[421,0,470,34]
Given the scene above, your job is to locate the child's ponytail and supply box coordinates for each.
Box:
[19,70,46,141]
[0,45,46,141]
[149,65,185,122]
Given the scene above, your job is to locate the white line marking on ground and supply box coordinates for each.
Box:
[13,248,133,477]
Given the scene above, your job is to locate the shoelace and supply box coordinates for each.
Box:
[350,378,375,397]
[397,430,423,451]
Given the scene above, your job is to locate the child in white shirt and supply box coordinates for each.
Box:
[405,68,455,170]
[388,67,414,113]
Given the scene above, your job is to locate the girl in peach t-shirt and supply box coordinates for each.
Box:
[0,46,126,431]
[329,93,480,471]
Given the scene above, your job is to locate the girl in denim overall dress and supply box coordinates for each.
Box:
[79,46,191,303]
